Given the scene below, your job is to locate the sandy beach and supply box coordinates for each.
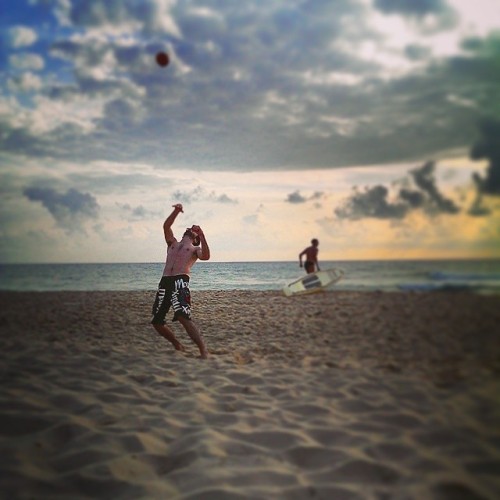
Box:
[1,290,499,499]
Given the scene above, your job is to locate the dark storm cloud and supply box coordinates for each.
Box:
[335,161,460,220]
[447,36,500,93]
[286,191,325,204]
[470,118,500,195]
[410,161,460,214]
[335,185,409,220]
[310,191,325,201]
[374,0,450,16]
[374,0,459,33]
[286,191,307,204]
[399,188,426,208]
[468,195,491,217]
[23,186,99,228]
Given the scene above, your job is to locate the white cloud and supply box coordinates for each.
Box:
[7,73,42,92]
[28,94,106,134]
[9,26,38,47]
[9,53,44,71]
[141,0,182,37]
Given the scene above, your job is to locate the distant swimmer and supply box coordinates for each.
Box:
[151,203,210,359]
[299,239,320,274]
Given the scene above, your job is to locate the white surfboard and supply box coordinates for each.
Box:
[283,268,344,297]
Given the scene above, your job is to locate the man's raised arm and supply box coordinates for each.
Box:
[193,226,210,261]
[163,203,183,245]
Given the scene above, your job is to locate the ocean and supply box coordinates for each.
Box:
[1,260,499,294]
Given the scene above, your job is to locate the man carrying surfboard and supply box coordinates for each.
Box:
[151,203,210,359]
[299,239,320,274]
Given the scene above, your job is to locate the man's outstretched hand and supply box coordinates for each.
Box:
[172,203,184,213]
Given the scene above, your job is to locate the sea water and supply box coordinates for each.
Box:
[1,260,499,294]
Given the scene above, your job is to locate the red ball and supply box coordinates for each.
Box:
[155,52,169,67]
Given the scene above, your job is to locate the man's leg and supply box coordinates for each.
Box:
[178,317,209,359]
[152,323,185,352]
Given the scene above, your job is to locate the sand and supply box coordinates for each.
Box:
[0,289,499,499]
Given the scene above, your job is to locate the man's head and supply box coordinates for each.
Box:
[183,225,201,245]
[311,238,319,247]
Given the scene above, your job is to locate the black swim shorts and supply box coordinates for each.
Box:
[151,274,192,324]
[304,260,315,273]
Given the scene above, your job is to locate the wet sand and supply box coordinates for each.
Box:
[1,290,499,499]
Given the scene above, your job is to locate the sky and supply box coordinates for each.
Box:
[1,0,499,263]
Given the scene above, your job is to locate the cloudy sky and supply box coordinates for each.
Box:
[1,0,499,263]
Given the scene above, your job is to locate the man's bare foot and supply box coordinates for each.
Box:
[199,350,209,359]
[174,342,186,352]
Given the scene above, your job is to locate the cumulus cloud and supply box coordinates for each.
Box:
[335,185,409,220]
[286,191,307,204]
[410,161,460,214]
[335,161,460,220]
[9,53,44,71]
[286,191,325,204]
[67,0,181,36]
[7,73,42,92]
[398,188,426,208]
[23,186,99,230]
[9,26,37,47]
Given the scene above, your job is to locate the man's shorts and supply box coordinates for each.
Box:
[305,261,315,273]
[151,274,192,325]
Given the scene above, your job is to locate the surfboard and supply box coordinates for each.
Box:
[283,268,344,297]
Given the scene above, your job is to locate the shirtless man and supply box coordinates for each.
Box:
[299,239,320,274]
[151,203,210,358]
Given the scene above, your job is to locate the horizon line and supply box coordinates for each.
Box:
[1,257,499,265]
